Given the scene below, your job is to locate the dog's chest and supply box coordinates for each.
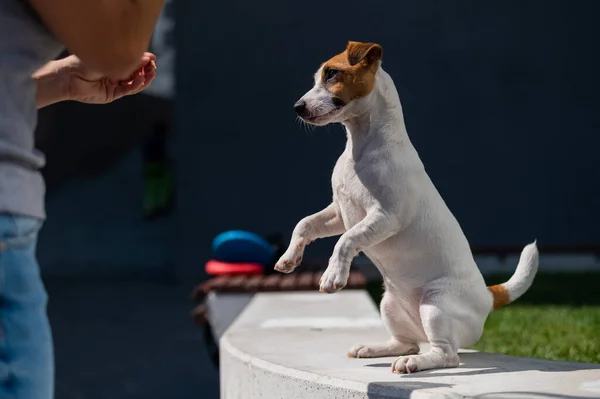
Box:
[332,159,367,229]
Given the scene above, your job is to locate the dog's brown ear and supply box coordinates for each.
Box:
[346,41,383,66]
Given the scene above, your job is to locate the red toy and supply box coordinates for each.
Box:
[204,259,264,276]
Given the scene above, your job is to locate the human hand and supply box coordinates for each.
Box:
[65,53,157,104]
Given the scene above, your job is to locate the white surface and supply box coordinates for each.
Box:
[220,291,600,399]
[259,317,383,329]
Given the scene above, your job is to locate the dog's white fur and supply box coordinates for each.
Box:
[275,58,539,374]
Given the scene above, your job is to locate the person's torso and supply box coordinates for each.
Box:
[0,0,64,218]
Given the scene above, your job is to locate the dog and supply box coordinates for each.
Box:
[274,41,539,374]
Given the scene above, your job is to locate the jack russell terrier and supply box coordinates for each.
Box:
[274,41,539,374]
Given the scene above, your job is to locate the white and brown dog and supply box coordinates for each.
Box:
[274,41,539,374]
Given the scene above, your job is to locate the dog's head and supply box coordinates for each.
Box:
[294,41,383,126]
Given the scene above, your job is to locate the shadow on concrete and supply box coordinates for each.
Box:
[366,380,454,399]
[366,383,597,399]
[365,352,600,376]
[365,352,600,399]
[477,393,598,399]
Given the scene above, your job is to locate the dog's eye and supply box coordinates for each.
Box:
[324,68,339,82]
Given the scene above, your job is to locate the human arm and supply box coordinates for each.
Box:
[28,0,165,80]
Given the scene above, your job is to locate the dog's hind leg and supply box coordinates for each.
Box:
[275,202,345,273]
[348,291,421,358]
[348,339,418,359]
[391,301,461,374]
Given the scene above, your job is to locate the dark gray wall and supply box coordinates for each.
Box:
[36,97,174,277]
[174,0,600,275]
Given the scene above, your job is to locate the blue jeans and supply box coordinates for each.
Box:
[0,214,53,399]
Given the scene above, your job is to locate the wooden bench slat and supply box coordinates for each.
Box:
[190,269,367,302]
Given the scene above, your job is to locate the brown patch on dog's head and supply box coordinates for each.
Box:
[320,41,383,106]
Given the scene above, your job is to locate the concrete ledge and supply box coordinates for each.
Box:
[220,291,600,399]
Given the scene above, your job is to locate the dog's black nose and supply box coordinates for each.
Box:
[294,100,307,116]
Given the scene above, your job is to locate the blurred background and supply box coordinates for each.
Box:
[34,0,599,398]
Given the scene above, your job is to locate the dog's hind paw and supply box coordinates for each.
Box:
[391,352,459,374]
[348,342,419,359]
[391,355,419,374]
[348,344,374,358]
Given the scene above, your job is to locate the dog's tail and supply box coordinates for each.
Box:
[487,241,539,311]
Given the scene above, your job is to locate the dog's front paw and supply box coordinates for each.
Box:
[274,238,311,273]
[274,249,304,274]
[319,265,349,293]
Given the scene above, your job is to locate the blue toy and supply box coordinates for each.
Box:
[211,230,275,266]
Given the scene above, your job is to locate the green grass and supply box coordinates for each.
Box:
[472,305,600,363]
[365,272,600,363]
